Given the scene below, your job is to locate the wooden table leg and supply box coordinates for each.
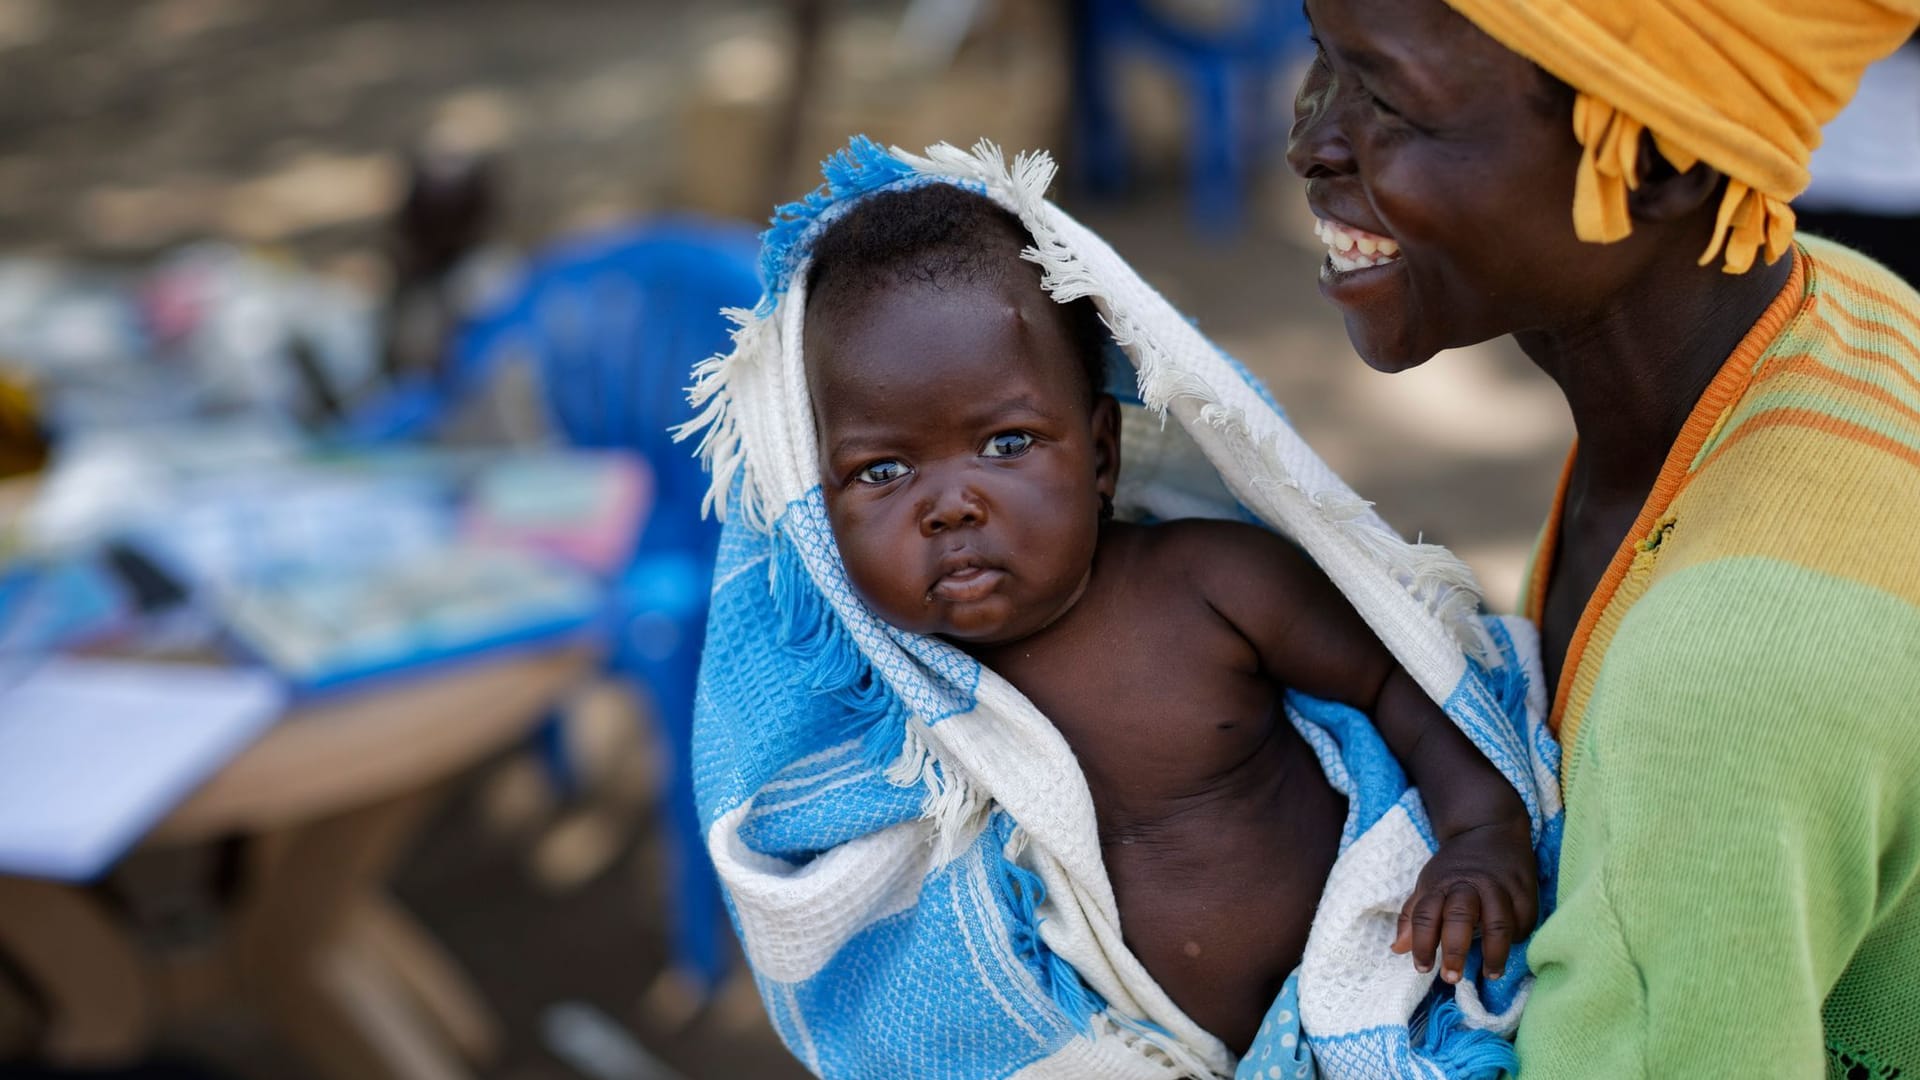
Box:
[305,941,469,1080]
[231,786,480,1080]
[344,890,501,1064]
[0,956,37,1059]
[0,876,152,1064]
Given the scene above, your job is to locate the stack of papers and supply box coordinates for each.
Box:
[216,547,602,691]
[0,658,285,881]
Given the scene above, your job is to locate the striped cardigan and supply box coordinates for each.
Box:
[1514,238,1920,1079]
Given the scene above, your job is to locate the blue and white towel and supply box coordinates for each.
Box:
[682,138,1564,1080]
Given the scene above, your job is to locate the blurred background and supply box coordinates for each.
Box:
[0,2,1576,1079]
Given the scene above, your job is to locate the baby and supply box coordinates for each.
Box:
[801,183,1535,1053]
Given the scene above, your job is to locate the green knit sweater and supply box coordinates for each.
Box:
[1512,240,1920,1078]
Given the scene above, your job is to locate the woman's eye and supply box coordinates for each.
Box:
[1356,78,1403,119]
[982,432,1033,458]
[855,460,908,485]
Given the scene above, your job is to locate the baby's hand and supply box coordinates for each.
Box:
[1391,820,1538,984]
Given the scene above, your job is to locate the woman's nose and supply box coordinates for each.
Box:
[1286,61,1354,180]
[919,483,987,537]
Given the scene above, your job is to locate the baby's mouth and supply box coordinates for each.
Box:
[1314,216,1402,273]
[928,560,1005,604]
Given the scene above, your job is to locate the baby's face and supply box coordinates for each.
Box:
[805,272,1117,647]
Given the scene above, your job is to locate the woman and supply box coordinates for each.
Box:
[1287,0,1920,1075]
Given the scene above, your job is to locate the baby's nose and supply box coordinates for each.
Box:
[919,485,987,536]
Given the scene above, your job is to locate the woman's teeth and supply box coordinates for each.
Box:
[1313,217,1401,272]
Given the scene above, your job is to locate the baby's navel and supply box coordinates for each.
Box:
[1181,940,1202,959]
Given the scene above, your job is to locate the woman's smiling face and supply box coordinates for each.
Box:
[1288,0,1626,372]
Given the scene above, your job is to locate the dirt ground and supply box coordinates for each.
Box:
[0,1,1573,1078]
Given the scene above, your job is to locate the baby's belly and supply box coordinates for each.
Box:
[1099,732,1346,1055]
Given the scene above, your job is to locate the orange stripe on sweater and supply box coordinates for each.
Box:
[1699,406,1920,475]
[1526,449,1576,626]
[1752,353,1920,425]
[1813,260,1920,342]
[1809,294,1920,367]
[1793,312,1920,401]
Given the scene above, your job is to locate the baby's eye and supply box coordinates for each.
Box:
[855,459,909,485]
[982,432,1033,458]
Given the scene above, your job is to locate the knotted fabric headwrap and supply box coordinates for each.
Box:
[1442,0,1920,273]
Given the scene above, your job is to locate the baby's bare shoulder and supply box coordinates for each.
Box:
[1129,518,1318,589]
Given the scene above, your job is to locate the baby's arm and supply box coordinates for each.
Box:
[1175,520,1537,983]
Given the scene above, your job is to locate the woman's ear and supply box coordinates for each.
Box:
[1628,131,1724,225]
[1090,393,1121,500]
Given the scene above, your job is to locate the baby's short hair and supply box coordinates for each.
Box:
[804,183,1110,401]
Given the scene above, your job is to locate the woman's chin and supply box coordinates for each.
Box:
[1343,319,1436,375]
[1360,350,1434,375]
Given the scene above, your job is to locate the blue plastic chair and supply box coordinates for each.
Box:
[370,217,762,994]
[1070,0,1309,230]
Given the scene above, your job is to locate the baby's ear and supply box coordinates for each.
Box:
[1090,394,1121,498]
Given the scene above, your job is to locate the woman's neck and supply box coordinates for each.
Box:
[1514,248,1795,505]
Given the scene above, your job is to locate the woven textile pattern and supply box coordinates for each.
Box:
[686,138,1565,1079]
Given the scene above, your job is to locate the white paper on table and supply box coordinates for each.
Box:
[0,657,286,881]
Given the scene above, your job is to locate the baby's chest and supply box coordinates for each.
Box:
[1012,641,1280,787]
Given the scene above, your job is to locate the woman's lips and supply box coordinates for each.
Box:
[929,565,1006,603]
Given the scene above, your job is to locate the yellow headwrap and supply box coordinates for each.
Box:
[1440,0,1920,273]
